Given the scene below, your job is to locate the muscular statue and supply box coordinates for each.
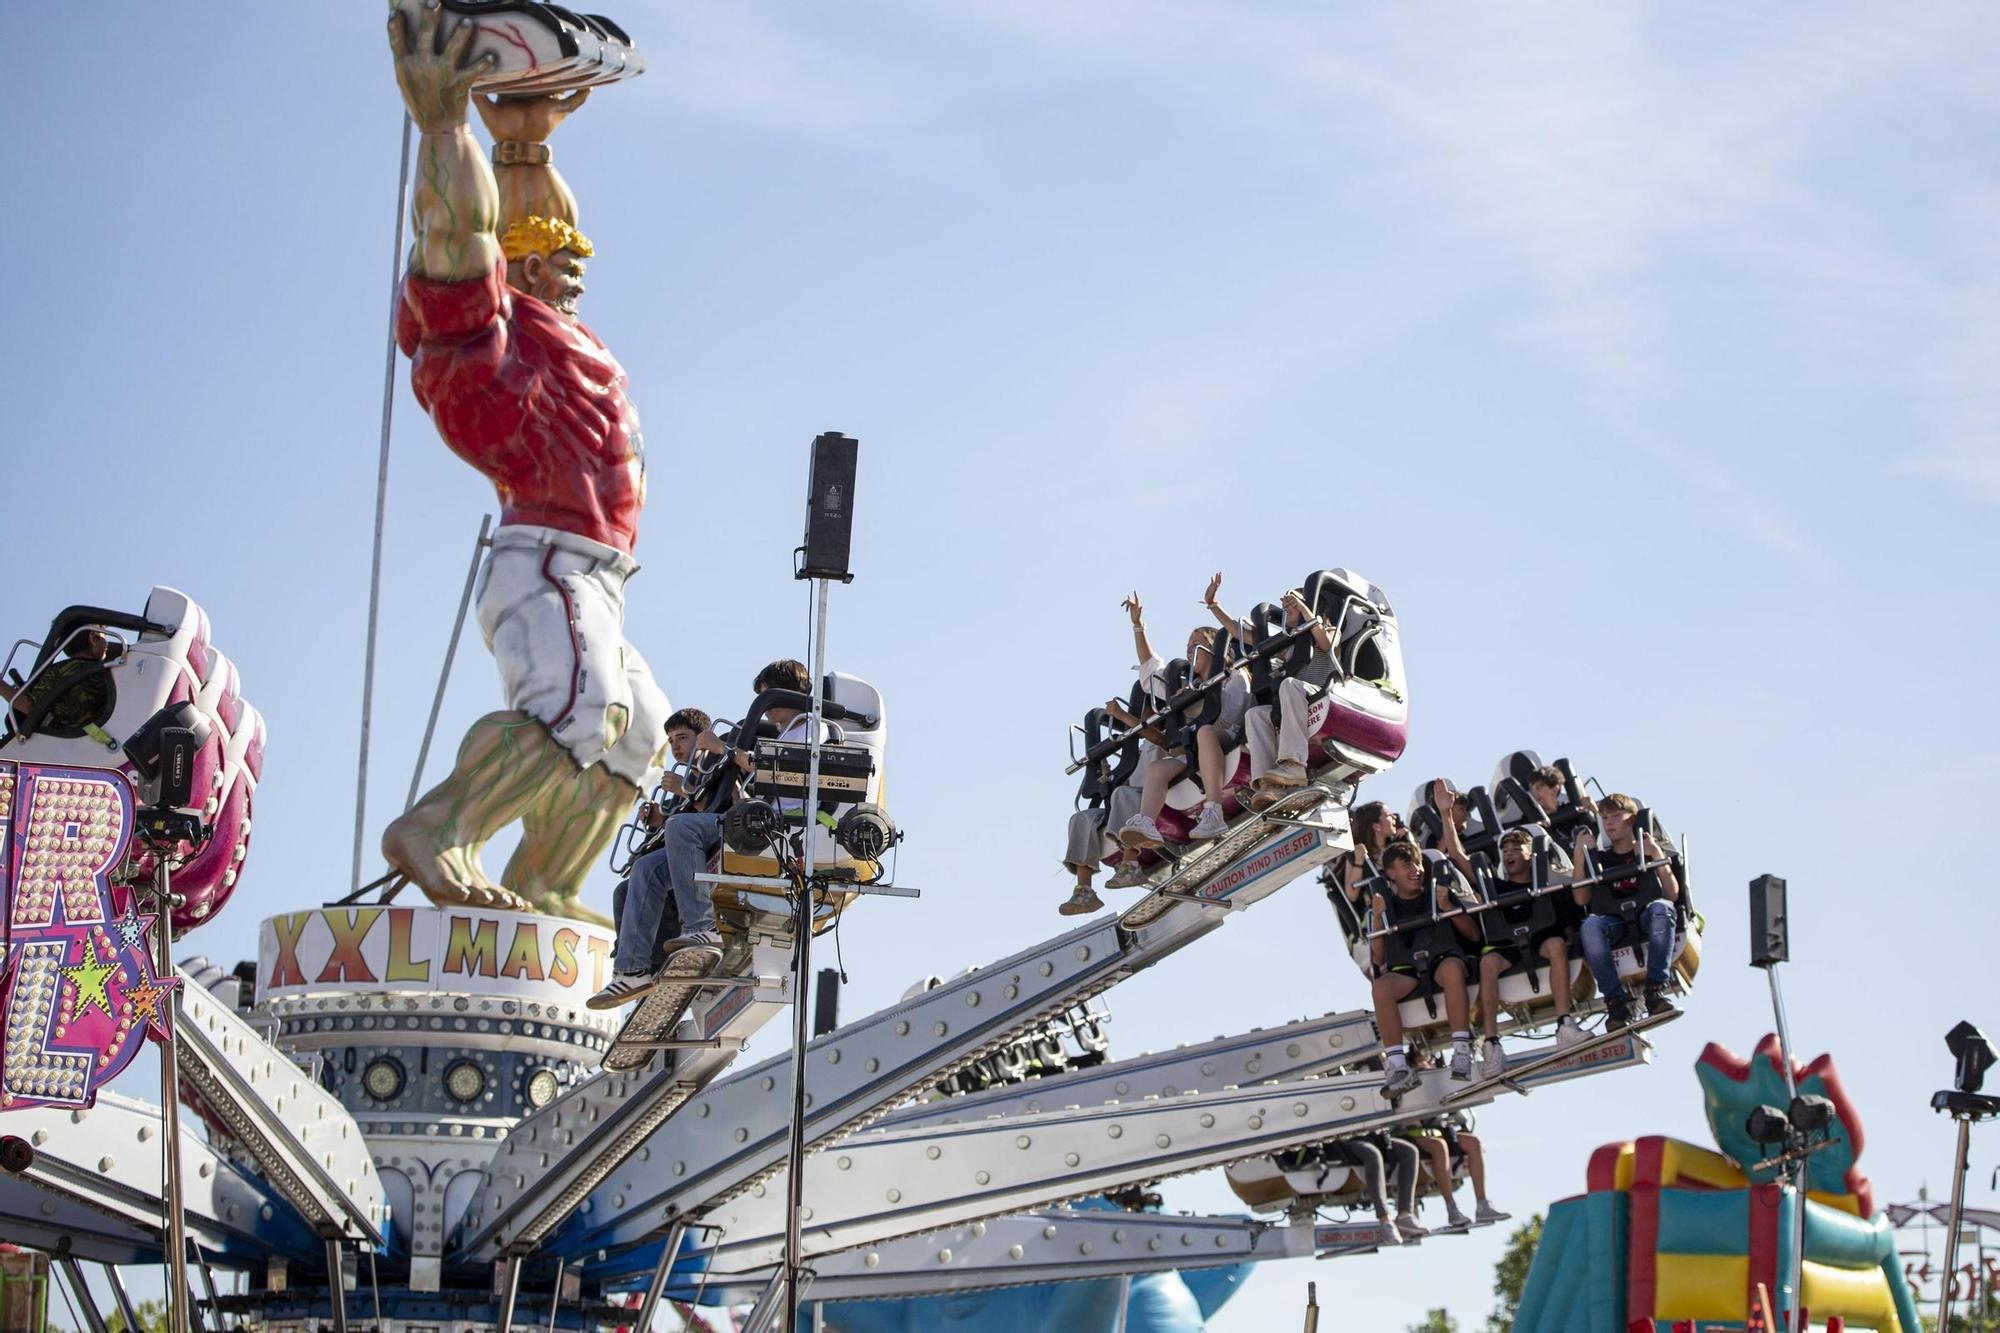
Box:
[380,6,666,924]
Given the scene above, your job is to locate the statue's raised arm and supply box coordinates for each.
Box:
[388,5,500,282]
[476,88,589,230]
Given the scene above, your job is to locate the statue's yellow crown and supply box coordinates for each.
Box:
[501,216,595,262]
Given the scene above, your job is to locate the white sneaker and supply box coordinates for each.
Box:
[1395,1212,1429,1240]
[1376,1219,1404,1247]
[1555,1016,1588,1049]
[586,971,655,1011]
[1105,859,1150,890]
[1476,1200,1512,1225]
[1189,803,1228,840]
[1438,1210,1472,1234]
[1479,1036,1507,1080]
[1382,1063,1422,1099]
[1449,1043,1474,1081]
[1117,814,1165,850]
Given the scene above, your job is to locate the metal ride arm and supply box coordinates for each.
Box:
[881,1008,1381,1134]
[702,1209,1315,1303]
[173,971,387,1244]
[455,926,799,1260]
[493,804,1352,1265]
[0,1092,323,1265]
[691,1024,1662,1277]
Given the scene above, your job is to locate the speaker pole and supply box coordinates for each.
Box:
[1751,875,1804,1331]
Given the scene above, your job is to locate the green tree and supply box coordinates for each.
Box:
[1485,1213,1545,1333]
[1408,1309,1460,1333]
[103,1298,172,1333]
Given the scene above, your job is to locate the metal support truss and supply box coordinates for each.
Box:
[173,969,386,1244]
[694,1028,1656,1275]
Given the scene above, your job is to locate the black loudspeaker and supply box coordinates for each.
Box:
[1748,874,1788,968]
[799,432,859,583]
[813,967,841,1038]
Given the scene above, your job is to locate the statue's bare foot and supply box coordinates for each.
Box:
[545,897,611,928]
[382,813,484,907]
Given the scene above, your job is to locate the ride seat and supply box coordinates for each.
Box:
[709,671,888,930]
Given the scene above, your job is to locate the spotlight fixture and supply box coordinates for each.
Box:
[526,1068,561,1110]
[833,803,897,861]
[1788,1094,1835,1136]
[722,799,786,856]
[1946,1021,1997,1097]
[1745,1104,1792,1147]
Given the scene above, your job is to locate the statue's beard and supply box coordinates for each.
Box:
[552,292,580,317]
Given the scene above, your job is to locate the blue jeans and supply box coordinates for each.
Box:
[1579,899,1676,1001]
[613,812,722,976]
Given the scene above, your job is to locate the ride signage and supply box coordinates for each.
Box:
[0,762,180,1112]
[257,906,618,1005]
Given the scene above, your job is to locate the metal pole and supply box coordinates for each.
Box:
[57,1258,108,1333]
[154,861,192,1333]
[1112,1274,1131,1333]
[105,1264,143,1320]
[740,1270,786,1333]
[1766,961,1805,1331]
[324,1240,348,1333]
[633,1222,686,1333]
[545,1259,564,1333]
[367,1249,384,1332]
[104,1265,142,1333]
[495,1257,523,1333]
[783,577,831,1333]
[191,1240,223,1333]
[351,110,416,898]
[406,514,493,811]
[1942,1117,1974,1333]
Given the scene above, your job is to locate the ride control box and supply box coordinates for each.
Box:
[751,739,875,803]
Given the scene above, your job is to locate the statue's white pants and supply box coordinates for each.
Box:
[475,524,668,788]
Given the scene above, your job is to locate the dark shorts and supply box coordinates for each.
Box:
[1481,926,1567,965]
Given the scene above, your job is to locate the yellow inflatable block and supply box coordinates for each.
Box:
[1801,1259,1897,1328]
[1655,1253,1749,1321]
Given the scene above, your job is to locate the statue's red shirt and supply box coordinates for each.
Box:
[397,261,644,554]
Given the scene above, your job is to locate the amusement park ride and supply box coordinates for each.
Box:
[0,5,1710,1331]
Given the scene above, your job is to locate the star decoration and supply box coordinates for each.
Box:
[112,901,151,954]
[62,936,117,1018]
[124,973,180,1042]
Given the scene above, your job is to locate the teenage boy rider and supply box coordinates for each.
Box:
[609,707,710,972]
[1569,792,1680,1029]
[589,660,821,1009]
[1435,797,1587,1074]
[1372,840,1482,1097]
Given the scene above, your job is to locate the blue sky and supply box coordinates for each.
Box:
[8,3,2000,1327]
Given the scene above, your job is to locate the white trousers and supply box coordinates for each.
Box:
[475,524,670,788]
[1245,676,1319,778]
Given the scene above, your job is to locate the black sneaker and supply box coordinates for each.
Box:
[1605,1001,1634,1031]
[1643,986,1677,1017]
